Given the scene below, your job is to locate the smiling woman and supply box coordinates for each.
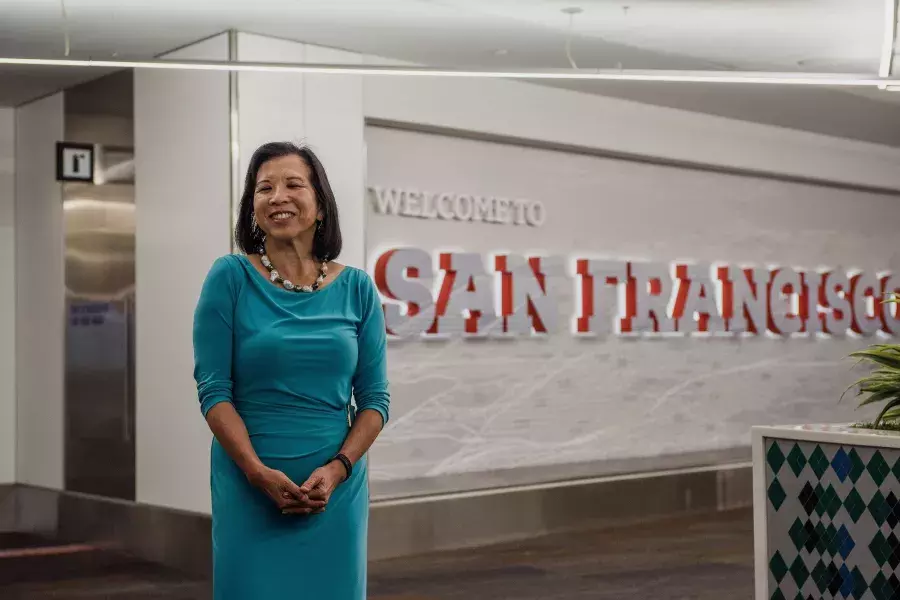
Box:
[193,142,390,600]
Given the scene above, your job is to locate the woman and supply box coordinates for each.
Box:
[192,142,390,599]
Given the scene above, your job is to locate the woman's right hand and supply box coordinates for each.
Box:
[247,466,327,514]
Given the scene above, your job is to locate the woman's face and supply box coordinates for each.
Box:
[252,154,321,244]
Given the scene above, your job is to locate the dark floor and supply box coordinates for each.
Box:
[0,508,754,599]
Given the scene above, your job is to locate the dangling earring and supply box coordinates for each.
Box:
[315,219,324,236]
[251,212,266,253]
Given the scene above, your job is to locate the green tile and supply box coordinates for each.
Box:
[869,531,889,567]
[871,572,889,600]
[844,488,866,523]
[867,450,890,487]
[824,485,841,520]
[768,478,787,511]
[770,551,789,583]
[815,522,828,555]
[893,456,900,483]
[770,590,786,600]
[868,490,889,526]
[849,448,866,483]
[812,559,829,594]
[810,445,830,479]
[790,554,810,588]
[814,483,827,518]
[852,566,868,600]
[767,442,786,475]
[787,443,807,477]
[789,518,809,552]
[825,523,838,556]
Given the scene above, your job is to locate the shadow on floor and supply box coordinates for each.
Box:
[0,508,754,599]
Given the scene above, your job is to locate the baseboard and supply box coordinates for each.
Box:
[2,461,752,577]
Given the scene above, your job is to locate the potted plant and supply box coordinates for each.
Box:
[842,298,900,430]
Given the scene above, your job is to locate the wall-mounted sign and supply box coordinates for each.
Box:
[371,247,897,340]
[56,142,94,182]
[368,185,545,227]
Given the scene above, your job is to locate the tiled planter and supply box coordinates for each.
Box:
[753,425,900,600]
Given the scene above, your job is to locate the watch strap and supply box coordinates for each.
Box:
[331,453,352,481]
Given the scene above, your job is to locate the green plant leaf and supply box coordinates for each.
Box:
[848,348,900,371]
[880,406,900,421]
[875,398,900,428]
[858,390,900,409]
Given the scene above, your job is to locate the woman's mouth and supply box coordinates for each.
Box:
[269,211,296,223]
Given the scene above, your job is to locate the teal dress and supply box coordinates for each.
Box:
[192,254,390,600]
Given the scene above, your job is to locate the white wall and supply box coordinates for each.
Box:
[15,94,65,489]
[134,33,231,513]
[362,73,900,193]
[0,107,15,485]
[364,124,897,487]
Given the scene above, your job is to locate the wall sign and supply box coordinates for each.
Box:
[56,142,94,182]
[371,247,897,340]
[368,185,545,227]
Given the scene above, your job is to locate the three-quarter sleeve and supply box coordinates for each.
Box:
[352,270,391,426]
[193,255,239,418]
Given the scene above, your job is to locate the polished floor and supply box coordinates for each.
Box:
[0,508,754,599]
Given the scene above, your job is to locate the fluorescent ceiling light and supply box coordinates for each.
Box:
[1,56,899,87]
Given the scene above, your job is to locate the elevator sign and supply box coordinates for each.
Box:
[56,142,94,182]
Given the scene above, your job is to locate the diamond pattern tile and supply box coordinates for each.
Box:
[768,442,786,475]
[849,449,866,484]
[809,446,830,480]
[769,478,787,511]
[844,488,866,524]
[867,451,890,487]
[832,447,851,483]
[765,439,900,599]
[770,551,789,583]
[787,443,807,478]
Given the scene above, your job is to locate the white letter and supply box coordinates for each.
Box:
[525,201,546,227]
[436,193,454,220]
[730,267,769,335]
[495,198,511,224]
[438,253,497,337]
[401,189,422,217]
[631,262,677,335]
[822,270,851,336]
[574,259,628,336]
[377,248,436,339]
[370,186,402,215]
[453,195,474,221]
[494,255,563,337]
[679,263,725,335]
[851,271,881,336]
[769,268,803,336]
[473,196,495,223]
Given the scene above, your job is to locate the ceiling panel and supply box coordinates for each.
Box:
[1,0,898,146]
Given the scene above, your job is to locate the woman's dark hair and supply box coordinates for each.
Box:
[234,142,342,262]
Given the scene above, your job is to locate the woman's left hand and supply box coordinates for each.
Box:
[282,461,346,515]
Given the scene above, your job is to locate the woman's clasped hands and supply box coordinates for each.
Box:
[247,463,346,516]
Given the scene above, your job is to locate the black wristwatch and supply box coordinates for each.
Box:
[330,453,352,481]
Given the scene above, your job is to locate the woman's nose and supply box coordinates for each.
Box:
[269,186,289,204]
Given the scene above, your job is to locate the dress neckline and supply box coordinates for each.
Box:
[236,253,351,297]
